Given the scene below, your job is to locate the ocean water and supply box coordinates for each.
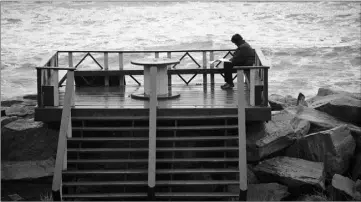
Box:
[1,1,360,100]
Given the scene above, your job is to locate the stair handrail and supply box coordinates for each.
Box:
[50,67,76,201]
[235,68,248,201]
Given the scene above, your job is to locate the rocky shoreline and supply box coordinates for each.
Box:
[1,88,361,201]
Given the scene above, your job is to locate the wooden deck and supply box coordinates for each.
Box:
[35,83,271,122]
[60,83,246,108]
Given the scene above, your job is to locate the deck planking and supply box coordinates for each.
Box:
[35,83,271,122]
[57,83,250,109]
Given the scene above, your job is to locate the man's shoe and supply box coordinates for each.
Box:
[221,83,228,88]
[221,83,234,89]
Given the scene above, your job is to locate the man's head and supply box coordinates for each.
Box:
[231,34,243,46]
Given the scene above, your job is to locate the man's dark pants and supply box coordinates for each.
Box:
[224,62,250,85]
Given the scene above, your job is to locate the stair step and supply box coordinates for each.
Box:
[67,147,238,152]
[156,192,238,197]
[63,180,238,186]
[63,168,238,175]
[62,193,147,198]
[68,158,238,164]
[63,181,147,186]
[72,126,148,131]
[68,136,238,142]
[72,125,238,131]
[72,115,238,121]
[63,169,148,175]
[157,180,239,185]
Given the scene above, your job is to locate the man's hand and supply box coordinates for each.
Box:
[209,58,230,65]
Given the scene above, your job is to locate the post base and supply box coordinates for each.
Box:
[52,190,61,201]
[147,186,156,200]
[239,189,247,201]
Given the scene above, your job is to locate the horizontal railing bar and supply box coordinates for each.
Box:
[234,66,270,70]
[73,68,268,76]
[56,49,237,53]
[36,66,76,71]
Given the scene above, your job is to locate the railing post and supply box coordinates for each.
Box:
[52,69,75,201]
[237,70,247,201]
[203,51,207,85]
[37,69,43,107]
[148,66,157,200]
[104,52,109,86]
[119,52,125,86]
[263,68,268,106]
[249,68,255,106]
[50,57,59,107]
[167,52,172,86]
[68,52,73,67]
[210,51,214,84]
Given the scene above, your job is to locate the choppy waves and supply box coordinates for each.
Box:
[1,1,360,99]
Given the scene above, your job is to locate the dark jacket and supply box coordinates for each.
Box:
[230,40,255,66]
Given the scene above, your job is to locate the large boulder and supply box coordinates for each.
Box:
[5,104,35,117]
[331,174,361,200]
[351,152,361,180]
[315,87,361,100]
[286,125,355,176]
[1,116,18,126]
[246,110,310,161]
[268,94,298,110]
[1,118,58,162]
[1,158,55,180]
[253,156,325,190]
[285,106,361,149]
[246,111,295,161]
[309,94,361,125]
[228,183,289,201]
[225,165,259,184]
[4,118,43,131]
[290,116,311,138]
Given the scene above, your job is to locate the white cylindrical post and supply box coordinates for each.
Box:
[148,66,157,200]
[237,70,247,201]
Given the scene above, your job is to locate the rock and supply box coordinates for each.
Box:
[309,94,361,125]
[1,100,23,107]
[290,116,310,138]
[5,104,35,117]
[225,165,259,184]
[286,125,355,176]
[297,194,328,201]
[351,152,361,180]
[1,158,55,180]
[1,122,58,161]
[246,110,296,161]
[268,94,298,110]
[254,156,325,190]
[23,94,38,100]
[296,93,308,107]
[331,174,361,200]
[285,106,361,148]
[355,180,361,196]
[247,165,259,184]
[228,183,289,201]
[5,118,43,131]
[1,116,18,126]
[316,87,361,100]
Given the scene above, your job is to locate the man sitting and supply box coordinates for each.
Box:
[221,34,255,90]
